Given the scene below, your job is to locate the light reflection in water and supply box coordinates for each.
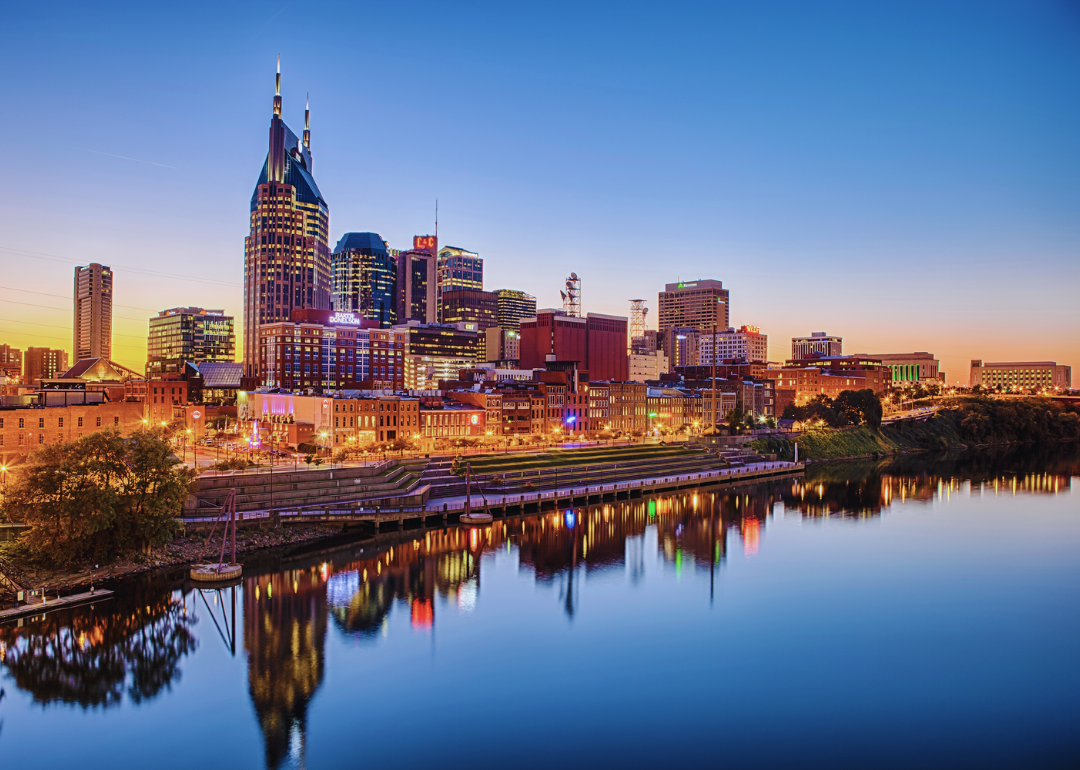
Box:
[0,445,1076,769]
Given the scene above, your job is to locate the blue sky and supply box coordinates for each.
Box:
[1,0,1078,381]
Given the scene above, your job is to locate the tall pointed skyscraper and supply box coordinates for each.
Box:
[243,58,330,377]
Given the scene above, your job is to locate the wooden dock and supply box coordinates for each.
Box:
[0,589,114,621]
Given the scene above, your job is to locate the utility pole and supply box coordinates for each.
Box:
[711,323,718,432]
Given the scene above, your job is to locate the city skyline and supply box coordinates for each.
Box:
[2,2,1078,383]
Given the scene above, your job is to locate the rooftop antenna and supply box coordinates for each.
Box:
[273,55,282,117]
[435,199,438,240]
[303,92,310,149]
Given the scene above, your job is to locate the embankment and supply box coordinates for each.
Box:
[752,397,1079,462]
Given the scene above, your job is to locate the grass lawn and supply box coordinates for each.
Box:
[451,444,704,475]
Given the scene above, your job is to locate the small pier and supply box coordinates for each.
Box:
[0,589,115,622]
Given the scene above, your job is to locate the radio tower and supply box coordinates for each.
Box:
[561,272,581,317]
[629,299,647,353]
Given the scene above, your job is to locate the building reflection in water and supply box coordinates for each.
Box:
[783,446,1076,520]
[244,568,327,770]
[3,444,1075,769]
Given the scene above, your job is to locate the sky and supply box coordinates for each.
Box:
[1,0,1078,384]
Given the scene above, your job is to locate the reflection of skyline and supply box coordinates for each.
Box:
[4,444,1076,769]
[784,446,1076,520]
[244,568,327,770]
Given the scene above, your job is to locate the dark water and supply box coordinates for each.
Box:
[2,445,1078,770]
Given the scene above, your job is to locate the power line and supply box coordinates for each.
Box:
[0,298,150,323]
[0,328,145,351]
[0,245,241,288]
[0,317,146,340]
[0,285,158,312]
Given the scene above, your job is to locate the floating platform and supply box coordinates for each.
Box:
[0,589,114,621]
[460,512,494,525]
[190,563,243,582]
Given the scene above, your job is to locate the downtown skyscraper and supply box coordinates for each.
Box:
[243,59,330,376]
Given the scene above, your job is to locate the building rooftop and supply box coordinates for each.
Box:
[333,232,389,255]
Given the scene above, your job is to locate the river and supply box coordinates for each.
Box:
[1,445,1078,769]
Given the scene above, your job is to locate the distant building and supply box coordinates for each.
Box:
[485,327,520,364]
[0,345,22,381]
[440,289,499,331]
[74,263,113,361]
[395,236,438,324]
[147,307,235,378]
[629,351,668,382]
[854,352,942,385]
[699,325,768,365]
[24,347,69,384]
[792,332,842,360]
[493,289,537,333]
[657,280,729,349]
[436,246,482,297]
[664,327,700,369]
[331,232,397,327]
[585,313,629,382]
[969,360,1071,390]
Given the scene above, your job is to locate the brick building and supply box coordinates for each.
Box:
[0,399,145,466]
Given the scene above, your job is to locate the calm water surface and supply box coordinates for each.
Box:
[2,446,1078,769]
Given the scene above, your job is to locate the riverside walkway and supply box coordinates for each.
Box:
[182,460,804,532]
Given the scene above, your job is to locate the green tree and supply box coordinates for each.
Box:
[725,407,745,435]
[1,429,196,567]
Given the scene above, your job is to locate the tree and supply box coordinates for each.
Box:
[725,407,745,435]
[1,429,196,567]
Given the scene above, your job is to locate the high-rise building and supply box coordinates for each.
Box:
[699,325,769,365]
[24,347,69,384]
[792,332,842,359]
[0,344,22,381]
[440,289,498,331]
[493,289,537,333]
[657,280,729,350]
[331,233,397,327]
[396,236,438,324]
[436,246,482,299]
[243,59,330,377]
[74,263,113,362]
[147,308,236,378]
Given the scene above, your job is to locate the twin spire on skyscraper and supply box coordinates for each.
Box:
[268,56,313,182]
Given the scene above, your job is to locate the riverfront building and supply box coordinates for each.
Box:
[74,263,113,362]
[0,394,144,467]
[969,360,1071,390]
[147,307,235,379]
[243,60,331,377]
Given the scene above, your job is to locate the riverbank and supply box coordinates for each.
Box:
[0,524,336,595]
[751,397,1079,462]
